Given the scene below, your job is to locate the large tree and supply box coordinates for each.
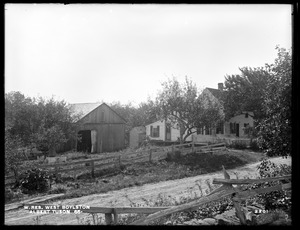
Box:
[156,77,223,143]
[223,67,271,121]
[5,92,79,155]
[257,47,292,157]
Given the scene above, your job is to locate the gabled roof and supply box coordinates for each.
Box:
[69,103,102,121]
[69,102,127,123]
[205,87,224,102]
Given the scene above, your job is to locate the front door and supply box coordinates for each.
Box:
[236,124,239,137]
[166,124,171,141]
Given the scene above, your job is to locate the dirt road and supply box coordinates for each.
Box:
[5,156,291,225]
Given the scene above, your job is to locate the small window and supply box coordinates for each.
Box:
[245,113,248,118]
[152,125,160,137]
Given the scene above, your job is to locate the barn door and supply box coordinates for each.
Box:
[91,130,97,153]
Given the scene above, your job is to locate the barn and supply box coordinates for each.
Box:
[70,103,126,153]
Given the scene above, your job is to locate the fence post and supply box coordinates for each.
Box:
[113,208,118,224]
[149,149,152,163]
[232,196,247,224]
[91,160,95,178]
[105,213,113,225]
[192,141,195,153]
[54,166,58,178]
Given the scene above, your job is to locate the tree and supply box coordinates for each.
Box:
[110,99,158,146]
[257,47,292,157]
[5,92,79,155]
[223,67,271,121]
[156,77,223,143]
[5,128,25,184]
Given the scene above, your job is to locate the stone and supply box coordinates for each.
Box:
[202,218,217,225]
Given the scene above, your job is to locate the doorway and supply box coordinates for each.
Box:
[77,130,91,152]
[236,124,240,137]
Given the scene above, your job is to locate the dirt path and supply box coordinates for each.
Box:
[5,156,291,225]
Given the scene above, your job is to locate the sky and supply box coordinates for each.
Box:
[5,4,292,107]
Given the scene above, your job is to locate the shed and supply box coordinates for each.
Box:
[129,126,146,148]
[70,103,126,153]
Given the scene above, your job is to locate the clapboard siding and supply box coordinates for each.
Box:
[75,103,125,153]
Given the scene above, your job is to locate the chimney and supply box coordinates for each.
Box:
[218,83,224,91]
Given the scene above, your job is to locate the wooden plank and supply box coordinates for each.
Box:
[213,175,291,185]
[232,196,246,224]
[82,206,170,214]
[131,187,237,225]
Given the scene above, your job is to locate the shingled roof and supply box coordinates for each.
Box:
[69,102,102,121]
[205,87,224,102]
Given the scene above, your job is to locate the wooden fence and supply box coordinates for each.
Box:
[19,169,291,225]
[5,142,226,186]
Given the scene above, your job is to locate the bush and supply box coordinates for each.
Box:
[19,168,53,194]
[249,139,260,151]
[5,188,23,203]
[229,140,248,149]
[256,159,291,212]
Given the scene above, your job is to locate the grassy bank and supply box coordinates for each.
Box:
[45,149,264,201]
[6,149,264,204]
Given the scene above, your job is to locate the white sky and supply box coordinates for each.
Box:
[5,4,292,106]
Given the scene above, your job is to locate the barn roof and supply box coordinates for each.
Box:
[69,103,102,121]
[69,102,126,123]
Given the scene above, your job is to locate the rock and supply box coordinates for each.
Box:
[202,218,217,225]
[182,219,199,225]
[214,208,240,225]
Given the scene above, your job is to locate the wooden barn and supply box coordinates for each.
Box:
[70,103,126,153]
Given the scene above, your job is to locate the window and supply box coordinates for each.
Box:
[230,123,235,134]
[216,121,224,134]
[151,125,160,137]
[197,126,204,135]
[205,125,210,135]
[245,113,248,118]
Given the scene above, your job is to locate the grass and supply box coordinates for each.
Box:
[43,149,264,201]
[5,149,264,204]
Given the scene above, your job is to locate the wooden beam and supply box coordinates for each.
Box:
[213,175,291,185]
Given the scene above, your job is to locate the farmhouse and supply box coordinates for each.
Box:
[195,83,254,142]
[145,83,254,144]
[70,103,126,153]
[145,119,195,143]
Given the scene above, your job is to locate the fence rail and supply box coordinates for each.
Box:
[5,142,226,185]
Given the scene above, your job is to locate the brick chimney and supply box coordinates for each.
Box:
[218,83,224,91]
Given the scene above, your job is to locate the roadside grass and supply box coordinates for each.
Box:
[44,149,264,201]
[5,149,265,204]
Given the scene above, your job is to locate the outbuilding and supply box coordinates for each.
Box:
[70,103,126,153]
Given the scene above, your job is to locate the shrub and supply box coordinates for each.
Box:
[5,188,23,203]
[229,140,248,149]
[256,159,291,212]
[249,139,260,151]
[19,168,53,194]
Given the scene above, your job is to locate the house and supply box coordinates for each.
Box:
[129,126,146,148]
[195,83,254,142]
[69,103,126,153]
[145,119,194,143]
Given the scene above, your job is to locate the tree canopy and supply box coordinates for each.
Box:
[155,77,224,143]
[257,47,292,157]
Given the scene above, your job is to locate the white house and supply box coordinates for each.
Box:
[194,83,255,142]
[145,119,195,142]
